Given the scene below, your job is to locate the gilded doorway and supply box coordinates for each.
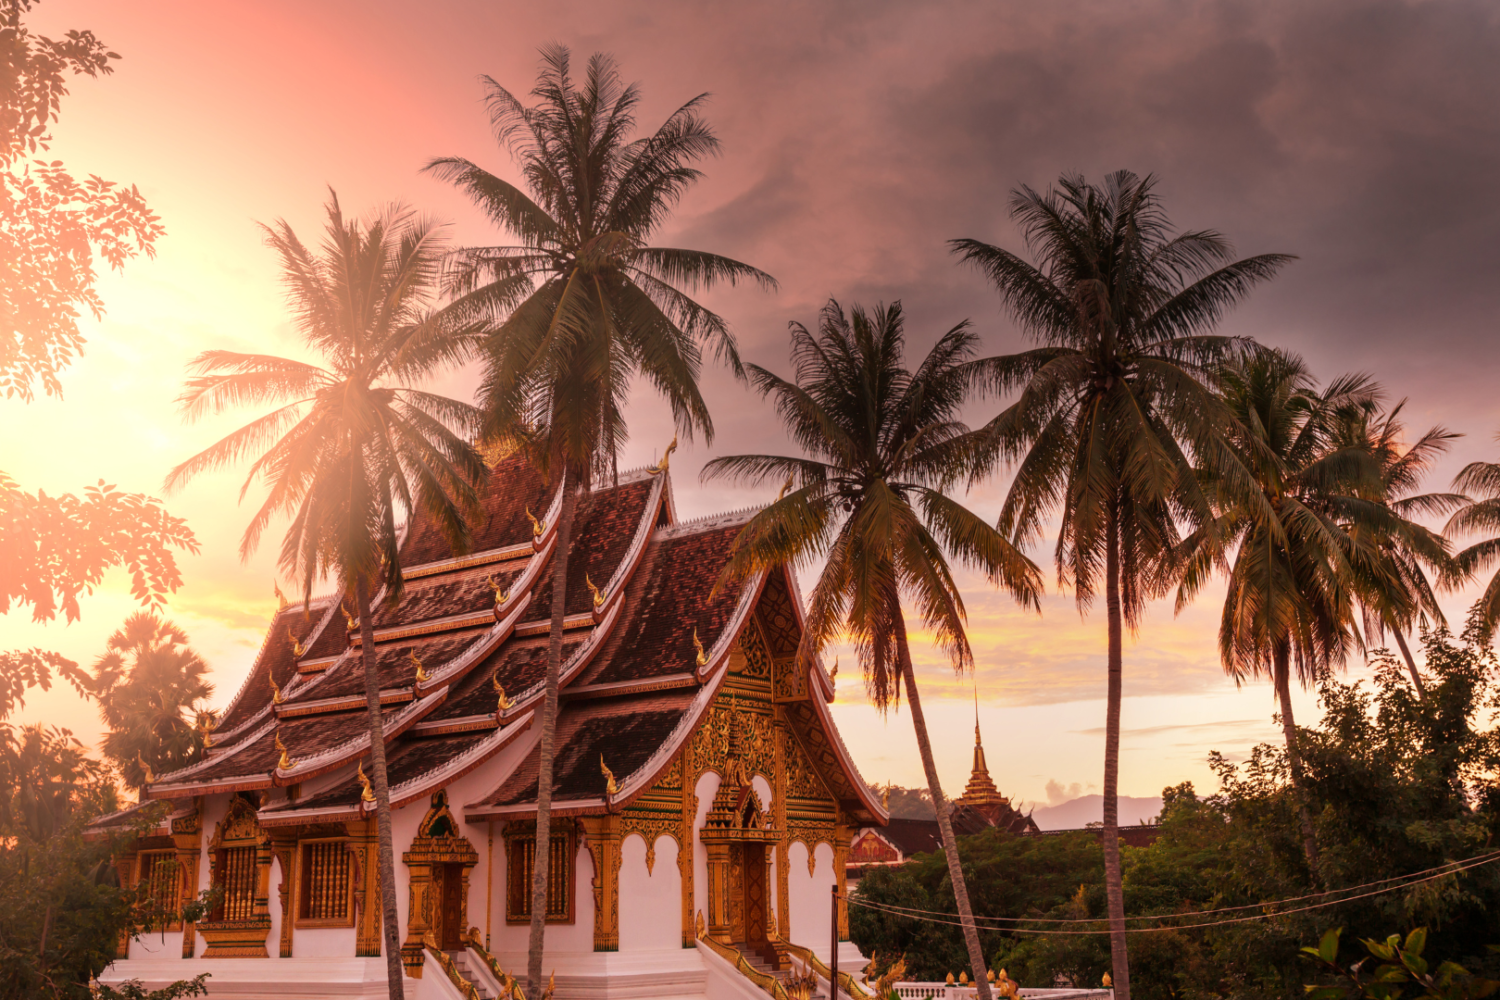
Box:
[400,791,479,976]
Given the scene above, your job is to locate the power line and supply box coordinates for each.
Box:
[844,849,1500,936]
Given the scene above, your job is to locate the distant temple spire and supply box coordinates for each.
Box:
[955,691,1008,814]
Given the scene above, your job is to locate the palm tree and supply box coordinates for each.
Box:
[166,193,484,1000]
[950,171,1291,1000]
[90,612,213,793]
[1445,437,1500,641]
[705,300,1042,1000]
[427,48,773,995]
[1332,400,1461,698]
[1176,349,1390,871]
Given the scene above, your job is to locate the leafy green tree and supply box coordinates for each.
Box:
[1178,349,1395,870]
[166,193,484,1000]
[2,0,164,401]
[1444,439,1500,640]
[707,300,1042,999]
[950,170,1291,1000]
[428,47,772,995]
[90,612,212,791]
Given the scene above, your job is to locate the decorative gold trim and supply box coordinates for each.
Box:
[268,674,285,705]
[526,506,545,538]
[648,434,678,475]
[693,629,708,668]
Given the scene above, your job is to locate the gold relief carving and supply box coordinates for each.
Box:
[199,795,273,959]
[171,803,203,958]
[401,791,479,976]
[834,821,851,941]
[678,747,697,948]
[806,846,817,877]
[784,730,827,800]
[773,722,791,940]
[580,814,622,952]
[271,834,297,957]
[738,621,771,680]
[755,578,802,656]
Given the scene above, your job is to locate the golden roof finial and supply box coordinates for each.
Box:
[695,909,707,940]
[274,582,288,610]
[648,434,678,475]
[525,506,545,538]
[493,671,515,713]
[410,648,429,684]
[830,657,839,682]
[286,625,305,658]
[197,710,218,749]
[136,753,155,785]
[275,730,294,771]
[342,599,358,632]
[601,754,618,796]
[776,472,794,502]
[486,573,510,606]
[268,673,285,705]
[881,783,891,810]
[357,761,376,803]
[586,572,606,610]
[693,628,708,668]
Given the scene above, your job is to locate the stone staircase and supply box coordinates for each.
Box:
[446,950,499,1000]
[733,943,828,1000]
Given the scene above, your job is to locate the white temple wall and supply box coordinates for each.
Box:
[488,837,595,956]
[127,929,183,961]
[691,769,720,925]
[292,927,349,959]
[268,851,284,956]
[618,833,681,952]
[785,840,837,953]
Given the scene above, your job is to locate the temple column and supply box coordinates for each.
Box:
[833,817,851,941]
[580,814,622,952]
[678,749,698,948]
[774,719,790,941]
[705,840,732,944]
[400,857,434,977]
[171,805,203,959]
[270,831,298,958]
[347,819,383,958]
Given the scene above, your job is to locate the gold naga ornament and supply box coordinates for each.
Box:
[775,471,794,501]
[136,753,155,784]
[275,730,295,771]
[647,434,678,475]
[829,657,839,682]
[268,674,286,705]
[692,628,708,668]
[586,573,605,610]
[410,649,429,684]
[486,573,510,607]
[196,710,218,749]
[525,506,545,539]
[600,755,618,796]
[357,762,376,803]
[342,599,358,632]
[286,625,304,658]
[881,783,891,810]
[492,671,515,713]
[274,582,289,610]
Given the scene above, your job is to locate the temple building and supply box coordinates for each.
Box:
[91,456,886,999]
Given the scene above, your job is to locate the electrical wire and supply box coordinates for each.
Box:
[843,849,1500,936]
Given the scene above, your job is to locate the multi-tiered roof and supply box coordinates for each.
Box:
[127,455,883,829]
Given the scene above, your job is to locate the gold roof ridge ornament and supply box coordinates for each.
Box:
[586,572,605,610]
[492,671,515,713]
[342,599,358,632]
[286,625,304,658]
[775,472,794,502]
[410,648,429,684]
[197,710,218,750]
[274,582,289,610]
[601,754,618,796]
[693,628,708,668]
[830,657,839,682]
[525,506,545,539]
[357,761,376,803]
[486,573,510,606]
[648,433,678,475]
[275,729,294,771]
[136,753,155,784]
[268,673,285,705]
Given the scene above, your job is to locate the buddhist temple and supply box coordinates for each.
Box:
[90,456,886,999]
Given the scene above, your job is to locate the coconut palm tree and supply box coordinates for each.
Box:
[1445,439,1500,641]
[427,48,773,994]
[165,193,484,1000]
[1176,349,1391,872]
[90,612,213,793]
[1332,400,1461,698]
[705,300,1042,1000]
[950,171,1292,1000]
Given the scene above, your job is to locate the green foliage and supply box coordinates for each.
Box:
[1301,927,1498,1000]
[852,617,1500,1000]
[94,975,210,1000]
[869,783,936,819]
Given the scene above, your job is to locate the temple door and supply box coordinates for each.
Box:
[440,863,465,950]
[742,845,769,947]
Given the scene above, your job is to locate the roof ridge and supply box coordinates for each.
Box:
[655,505,761,537]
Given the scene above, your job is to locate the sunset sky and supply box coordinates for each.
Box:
[6,0,1500,810]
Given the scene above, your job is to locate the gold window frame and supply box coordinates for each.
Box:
[136,848,183,931]
[294,837,355,929]
[503,828,576,925]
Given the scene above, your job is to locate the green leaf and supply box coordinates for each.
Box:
[1404,927,1427,959]
[1321,927,1344,964]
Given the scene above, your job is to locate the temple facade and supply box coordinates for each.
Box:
[91,456,885,999]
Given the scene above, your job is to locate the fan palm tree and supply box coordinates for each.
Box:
[950,171,1292,1000]
[165,193,484,1000]
[1332,400,1461,698]
[90,612,213,793]
[705,300,1042,1000]
[1444,437,1500,641]
[427,48,773,994]
[1176,349,1391,871]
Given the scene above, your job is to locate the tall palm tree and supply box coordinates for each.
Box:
[1445,436,1500,641]
[166,193,484,1000]
[1332,400,1461,698]
[90,612,213,793]
[427,48,773,995]
[950,171,1291,1000]
[705,300,1042,1000]
[1176,349,1390,871]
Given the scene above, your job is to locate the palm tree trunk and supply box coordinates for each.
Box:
[528,468,577,1000]
[357,576,405,1000]
[1273,646,1319,873]
[1102,509,1130,1000]
[893,610,993,1000]
[1391,629,1427,699]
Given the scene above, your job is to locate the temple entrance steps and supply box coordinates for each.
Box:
[446,950,500,1000]
[732,943,829,1000]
